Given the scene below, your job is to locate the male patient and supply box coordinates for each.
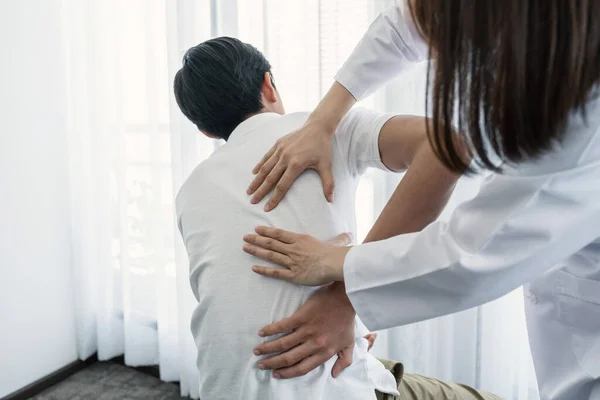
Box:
[173,37,479,400]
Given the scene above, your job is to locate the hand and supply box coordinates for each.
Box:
[243,226,351,286]
[364,333,377,351]
[333,333,377,377]
[253,282,356,379]
[246,120,335,212]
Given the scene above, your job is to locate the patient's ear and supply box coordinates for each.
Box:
[261,71,278,103]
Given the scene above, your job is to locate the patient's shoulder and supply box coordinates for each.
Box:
[175,158,213,211]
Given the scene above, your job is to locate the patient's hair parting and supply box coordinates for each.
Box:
[174,37,274,140]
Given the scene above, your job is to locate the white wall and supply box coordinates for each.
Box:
[0,0,78,396]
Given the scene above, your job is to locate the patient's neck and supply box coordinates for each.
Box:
[244,106,285,121]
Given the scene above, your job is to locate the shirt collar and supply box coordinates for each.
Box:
[228,112,282,142]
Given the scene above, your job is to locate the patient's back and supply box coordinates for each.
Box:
[176,110,394,400]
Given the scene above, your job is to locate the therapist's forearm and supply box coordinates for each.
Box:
[307,82,356,136]
[364,144,461,243]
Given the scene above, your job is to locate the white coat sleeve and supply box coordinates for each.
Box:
[335,4,429,101]
[344,157,600,331]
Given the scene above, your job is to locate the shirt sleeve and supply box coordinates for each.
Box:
[334,107,396,176]
[335,4,428,101]
[344,155,600,331]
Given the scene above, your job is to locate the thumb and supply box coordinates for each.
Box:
[364,333,377,351]
[327,232,352,247]
[317,162,335,202]
[332,345,354,378]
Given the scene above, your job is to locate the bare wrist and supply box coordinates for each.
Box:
[306,114,337,137]
[307,82,356,136]
[326,246,351,282]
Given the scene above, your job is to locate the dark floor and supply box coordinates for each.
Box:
[31,362,189,400]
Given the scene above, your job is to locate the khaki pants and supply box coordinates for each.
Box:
[375,359,504,400]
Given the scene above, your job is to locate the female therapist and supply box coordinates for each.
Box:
[242,1,600,399]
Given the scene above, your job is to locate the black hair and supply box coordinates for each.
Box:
[409,0,600,173]
[173,37,274,140]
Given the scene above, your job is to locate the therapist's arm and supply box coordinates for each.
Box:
[246,117,464,378]
[248,5,428,210]
[365,116,464,242]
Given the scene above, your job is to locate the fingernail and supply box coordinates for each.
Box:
[329,193,334,202]
[264,204,271,212]
[253,349,261,355]
[243,244,251,252]
[258,363,265,370]
[258,330,265,337]
[251,198,258,204]
[273,372,281,379]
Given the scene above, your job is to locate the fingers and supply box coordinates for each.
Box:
[248,154,279,198]
[244,233,290,255]
[364,333,377,351]
[251,265,296,283]
[254,329,305,355]
[264,162,304,211]
[254,226,298,244]
[252,145,276,175]
[257,341,323,373]
[257,314,303,338]
[273,353,335,379]
[250,160,286,204]
[243,243,291,266]
[317,161,335,202]
[326,232,352,247]
[332,345,354,378]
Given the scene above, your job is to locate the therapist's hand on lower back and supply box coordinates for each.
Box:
[252,282,357,379]
[246,82,356,211]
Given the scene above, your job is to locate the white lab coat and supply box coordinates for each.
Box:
[336,5,600,400]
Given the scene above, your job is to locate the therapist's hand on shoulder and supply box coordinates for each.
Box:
[246,82,357,211]
[247,121,335,211]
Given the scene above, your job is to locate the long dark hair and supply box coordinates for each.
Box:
[408,0,600,172]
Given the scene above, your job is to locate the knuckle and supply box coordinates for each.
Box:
[289,159,302,169]
[264,238,273,247]
[259,166,269,176]
[305,327,317,337]
[277,340,288,352]
[315,336,328,349]
[281,355,294,367]
[298,366,311,376]
[275,183,287,193]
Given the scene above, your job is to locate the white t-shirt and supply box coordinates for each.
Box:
[176,108,399,400]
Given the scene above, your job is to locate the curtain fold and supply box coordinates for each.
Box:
[59,0,539,398]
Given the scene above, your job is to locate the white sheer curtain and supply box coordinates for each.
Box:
[60,0,538,398]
